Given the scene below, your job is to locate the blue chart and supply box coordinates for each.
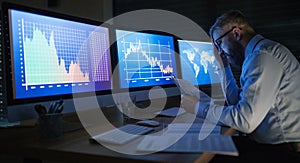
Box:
[10,9,112,99]
[116,30,177,88]
[178,40,220,86]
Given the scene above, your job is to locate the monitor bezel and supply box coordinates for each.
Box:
[1,2,114,106]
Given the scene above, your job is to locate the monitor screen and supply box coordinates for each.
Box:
[178,40,220,86]
[115,29,177,89]
[4,4,112,104]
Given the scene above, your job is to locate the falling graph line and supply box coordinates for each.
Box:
[121,37,174,83]
[116,29,177,88]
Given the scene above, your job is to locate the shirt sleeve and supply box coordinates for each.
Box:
[196,53,283,133]
[194,101,209,118]
[218,65,240,105]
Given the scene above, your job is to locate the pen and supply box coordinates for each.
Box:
[53,99,64,113]
[55,103,64,113]
[48,102,55,113]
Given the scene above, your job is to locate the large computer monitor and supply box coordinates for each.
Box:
[115,29,178,89]
[1,2,112,122]
[178,40,221,86]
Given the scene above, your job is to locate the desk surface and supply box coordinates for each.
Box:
[0,97,235,163]
[0,117,198,162]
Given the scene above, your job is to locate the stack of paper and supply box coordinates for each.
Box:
[137,133,238,156]
[166,123,220,134]
[136,123,238,156]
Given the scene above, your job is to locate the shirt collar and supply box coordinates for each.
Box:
[245,34,264,58]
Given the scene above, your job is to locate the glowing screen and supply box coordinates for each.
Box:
[178,40,220,86]
[116,29,177,88]
[9,9,112,99]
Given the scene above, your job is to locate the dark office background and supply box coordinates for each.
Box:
[113,0,300,82]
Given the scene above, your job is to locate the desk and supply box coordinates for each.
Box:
[0,97,236,163]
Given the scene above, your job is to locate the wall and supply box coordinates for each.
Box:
[213,0,300,61]
[0,0,111,21]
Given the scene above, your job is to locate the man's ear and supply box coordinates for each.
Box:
[233,28,241,40]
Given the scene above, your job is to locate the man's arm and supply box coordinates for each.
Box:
[218,65,240,105]
[212,46,240,105]
[198,53,283,133]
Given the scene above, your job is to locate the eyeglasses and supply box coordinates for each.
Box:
[213,26,236,53]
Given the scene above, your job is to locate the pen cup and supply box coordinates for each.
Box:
[38,113,63,141]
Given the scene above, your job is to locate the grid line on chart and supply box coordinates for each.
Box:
[89,32,110,82]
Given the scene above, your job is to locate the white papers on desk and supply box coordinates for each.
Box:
[166,123,221,135]
[137,133,238,156]
[137,123,238,156]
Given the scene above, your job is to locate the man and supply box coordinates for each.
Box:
[181,10,300,162]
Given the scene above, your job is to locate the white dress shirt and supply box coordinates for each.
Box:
[195,34,300,144]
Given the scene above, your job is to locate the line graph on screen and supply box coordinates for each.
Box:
[116,30,177,88]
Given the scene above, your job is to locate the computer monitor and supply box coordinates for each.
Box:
[1,2,112,122]
[178,40,221,86]
[115,29,178,89]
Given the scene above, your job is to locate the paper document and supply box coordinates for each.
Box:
[166,123,221,134]
[137,133,238,156]
[172,77,211,101]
